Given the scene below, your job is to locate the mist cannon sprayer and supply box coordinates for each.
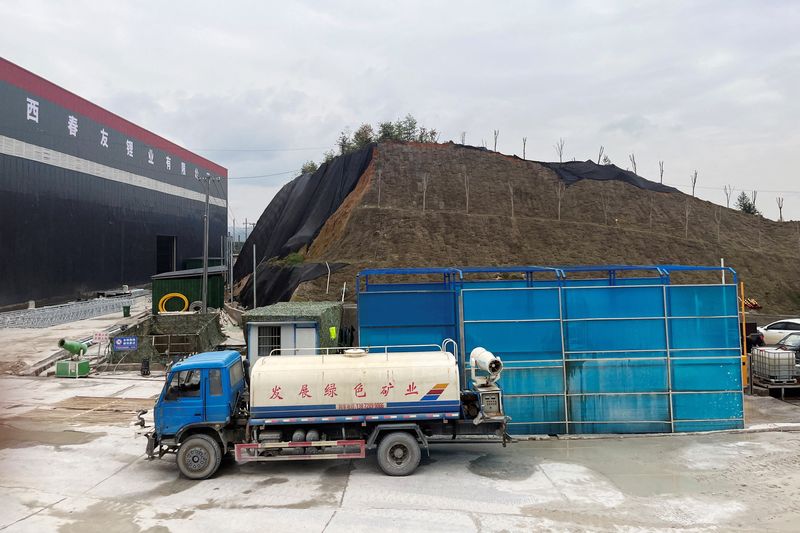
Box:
[469,347,504,388]
[58,339,88,360]
[467,347,508,427]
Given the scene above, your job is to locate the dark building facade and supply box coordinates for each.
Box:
[0,58,228,307]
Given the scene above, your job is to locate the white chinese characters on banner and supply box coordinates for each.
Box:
[100,129,109,148]
[166,156,171,170]
[194,168,199,179]
[67,115,78,136]
[181,161,186,175]
[26,98,39,123]
[126,140,134,157]
[147,148,154,165]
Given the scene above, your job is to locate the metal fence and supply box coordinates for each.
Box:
[358,265,744,435]
[0,290,147,328]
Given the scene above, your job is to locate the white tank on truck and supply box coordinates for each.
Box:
[141,341,510,479]
[249,349,460,422]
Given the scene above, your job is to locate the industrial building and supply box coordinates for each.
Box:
[0,58,227,308]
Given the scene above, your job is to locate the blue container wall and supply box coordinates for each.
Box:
[359,274,743,435]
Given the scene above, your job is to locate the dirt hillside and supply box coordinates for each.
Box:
[291,142,799,314]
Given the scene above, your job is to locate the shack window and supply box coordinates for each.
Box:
[209,369,223,396]
[166,369,201,399]
[258,325,281,356]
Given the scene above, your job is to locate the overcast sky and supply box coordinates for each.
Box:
[2,0,798,223]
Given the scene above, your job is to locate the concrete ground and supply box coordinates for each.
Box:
[1,375,800,532]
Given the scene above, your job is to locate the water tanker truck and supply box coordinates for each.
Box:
[141,341,509,478]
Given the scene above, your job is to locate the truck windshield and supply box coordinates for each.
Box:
[166,369,201,399]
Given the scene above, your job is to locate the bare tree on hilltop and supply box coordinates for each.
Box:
[723,185,734,208]
[554,138,565,163]
[684,199,691,239]
[556,181,566,221]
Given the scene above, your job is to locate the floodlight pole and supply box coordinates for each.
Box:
[198,172,220,313]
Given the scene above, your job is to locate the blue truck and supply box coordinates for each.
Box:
[141,344,509,479]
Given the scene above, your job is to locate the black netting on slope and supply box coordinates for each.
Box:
[238,262,347,309]
[453,143,678,193]
[233,144,374,306]
[541,160,679,193]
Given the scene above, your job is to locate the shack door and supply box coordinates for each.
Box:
[295,325,318,351]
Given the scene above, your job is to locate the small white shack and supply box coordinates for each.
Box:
[242,301,343,366]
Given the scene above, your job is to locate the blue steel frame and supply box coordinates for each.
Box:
[357,265,743,435]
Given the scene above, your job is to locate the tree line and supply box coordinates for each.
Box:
[301,114,439,173]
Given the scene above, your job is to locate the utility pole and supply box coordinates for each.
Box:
[252,244,257,309]
[198,172,221,313]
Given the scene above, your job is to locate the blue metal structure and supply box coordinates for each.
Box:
[357,265,743,435]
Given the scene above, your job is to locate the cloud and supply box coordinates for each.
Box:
[602,115,657,137]
[1,0,798,221]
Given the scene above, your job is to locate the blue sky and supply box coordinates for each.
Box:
[2,0,798,223]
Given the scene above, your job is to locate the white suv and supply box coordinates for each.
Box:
[758,319,800,345]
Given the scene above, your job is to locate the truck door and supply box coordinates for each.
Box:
[160,368,205,435]
[205,368,229,423]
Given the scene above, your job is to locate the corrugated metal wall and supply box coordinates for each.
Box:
[152,275,225,313]
[357,267,744,435]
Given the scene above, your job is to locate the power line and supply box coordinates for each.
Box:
[190,146,329,153]
[228,170,298,180]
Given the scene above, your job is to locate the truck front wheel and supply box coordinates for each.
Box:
[177,434,221,480]
[376,432,421,476]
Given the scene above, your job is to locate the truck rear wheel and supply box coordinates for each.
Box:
[376,432,421,476]
[177,434,221,480]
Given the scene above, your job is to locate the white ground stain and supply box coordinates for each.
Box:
[654,496,746,527]
[681,440,791,470]
[492,461,626,510]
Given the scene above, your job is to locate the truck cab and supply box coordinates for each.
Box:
[145,351,246,478]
